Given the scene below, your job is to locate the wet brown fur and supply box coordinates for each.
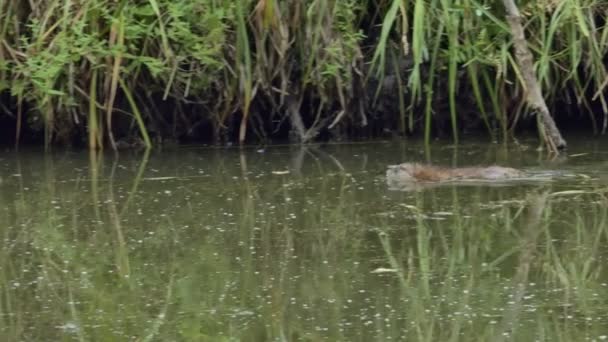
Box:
[387,163,523,183]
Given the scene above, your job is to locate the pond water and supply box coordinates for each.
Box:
[1,138,608,341]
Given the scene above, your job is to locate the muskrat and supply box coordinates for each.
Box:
[386,163,524,184]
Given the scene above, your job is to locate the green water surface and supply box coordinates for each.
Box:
[1,139,608,341]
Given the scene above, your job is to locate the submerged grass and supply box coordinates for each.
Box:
[0,0,606,148]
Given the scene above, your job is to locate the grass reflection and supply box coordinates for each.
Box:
[0,146,607,340]
[377,188,608,341]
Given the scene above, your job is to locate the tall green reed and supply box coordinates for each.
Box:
[0,0,605,148]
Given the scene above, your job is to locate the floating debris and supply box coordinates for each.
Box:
[371,268,398,274]
[271,170,290,175]
[143,177,180,181]
[57,322,81,334]
[549,190,595,197]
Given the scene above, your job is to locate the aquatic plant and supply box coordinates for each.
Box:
[0,0,606,149]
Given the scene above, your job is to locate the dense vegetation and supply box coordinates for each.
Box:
[0,0,606,149]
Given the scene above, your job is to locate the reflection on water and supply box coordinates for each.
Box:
[1,140,608,341]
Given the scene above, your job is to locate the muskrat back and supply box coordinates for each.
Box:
[386,163,523,184]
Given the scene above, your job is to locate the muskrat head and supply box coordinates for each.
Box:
[386,163,418,182]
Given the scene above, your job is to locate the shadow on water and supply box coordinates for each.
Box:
[1,139,608,340]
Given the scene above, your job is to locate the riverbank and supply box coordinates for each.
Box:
[0,1,606,148]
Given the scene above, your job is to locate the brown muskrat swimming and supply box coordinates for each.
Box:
[386,163,524,184]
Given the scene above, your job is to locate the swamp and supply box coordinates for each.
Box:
[1,0,608,340]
